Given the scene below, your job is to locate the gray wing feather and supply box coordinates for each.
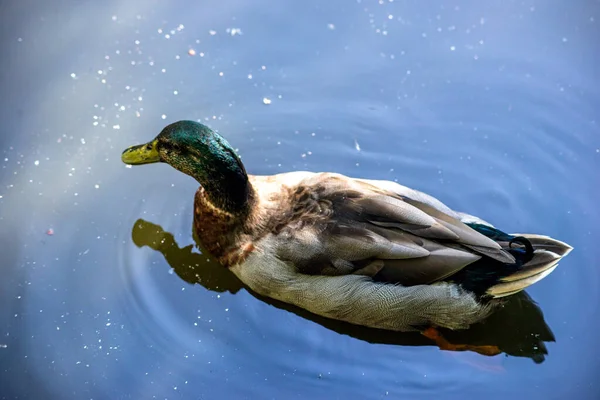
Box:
[275,174,511,285]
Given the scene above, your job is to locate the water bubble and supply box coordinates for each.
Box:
[227,28,242,36]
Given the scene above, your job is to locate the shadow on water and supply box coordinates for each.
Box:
[131,218,555,364]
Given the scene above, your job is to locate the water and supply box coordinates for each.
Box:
[1,0,599,398]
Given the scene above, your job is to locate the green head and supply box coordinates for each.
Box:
[122,120,252,214]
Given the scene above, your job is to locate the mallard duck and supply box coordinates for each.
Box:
[122,120,572,345]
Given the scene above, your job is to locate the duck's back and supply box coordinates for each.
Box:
[244,171,571,298]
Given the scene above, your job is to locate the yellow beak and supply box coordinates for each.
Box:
[121,139,160,165]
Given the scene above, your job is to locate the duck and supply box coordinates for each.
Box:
[122,120,572,351]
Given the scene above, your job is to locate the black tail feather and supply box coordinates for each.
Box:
[509,236,534,263]
[450,225,536,296]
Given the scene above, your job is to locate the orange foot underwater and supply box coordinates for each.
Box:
[421,327,502,357]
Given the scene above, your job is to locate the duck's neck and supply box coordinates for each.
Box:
[176,137,252,216]
[191,150,255,264]
[196,160,253,216]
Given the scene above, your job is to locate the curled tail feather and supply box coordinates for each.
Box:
[485,234,572,298]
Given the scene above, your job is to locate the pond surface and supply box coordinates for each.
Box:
[1,0,599,398]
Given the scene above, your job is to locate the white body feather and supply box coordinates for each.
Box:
[231,236,493,331]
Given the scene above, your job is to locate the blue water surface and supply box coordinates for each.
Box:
[1,0,599,399]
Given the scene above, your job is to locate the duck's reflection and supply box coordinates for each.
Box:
[131,218,555,364]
